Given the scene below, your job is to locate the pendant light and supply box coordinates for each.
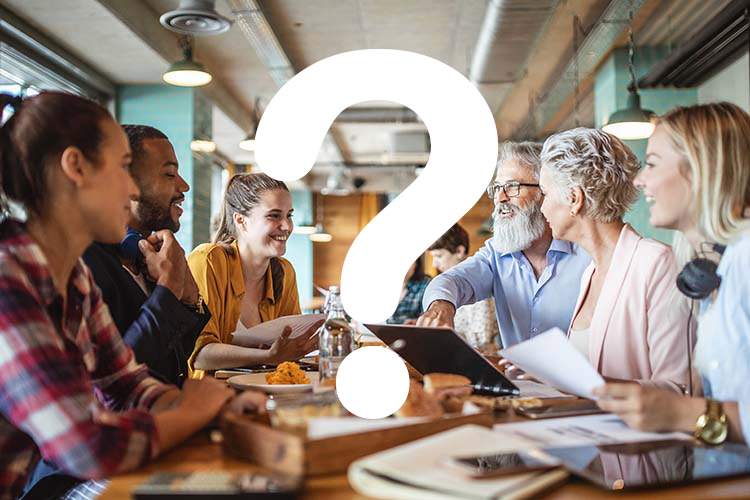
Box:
[602,11,655,140]
[163,36,213,87]
[309,194,332,243]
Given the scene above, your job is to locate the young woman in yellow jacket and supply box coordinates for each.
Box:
[188,173,318,376]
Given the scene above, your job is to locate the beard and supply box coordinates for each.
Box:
[135,191,180,233]
[492,198,546,254]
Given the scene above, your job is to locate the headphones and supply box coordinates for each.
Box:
[118,228,145,265]
[675,243,726,300]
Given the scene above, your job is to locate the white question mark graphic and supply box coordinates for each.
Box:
[255,49,498,323]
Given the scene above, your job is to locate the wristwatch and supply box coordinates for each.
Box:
[184,294,206,315]
[694,399,728,445]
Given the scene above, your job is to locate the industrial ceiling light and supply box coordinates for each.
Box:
[239,133,255,151]
[602,11,654,140]
[309,223,332,243]
[309,194,332,242]
[293,225,316,235]
[163,36,213,87]
[190,139,216,153]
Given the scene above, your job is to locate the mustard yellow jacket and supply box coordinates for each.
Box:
[187,241,301,377]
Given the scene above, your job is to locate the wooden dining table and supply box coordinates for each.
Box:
[100,412,750,499]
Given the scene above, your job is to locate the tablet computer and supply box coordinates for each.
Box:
[542,439,750,490]
[364,324,519,396]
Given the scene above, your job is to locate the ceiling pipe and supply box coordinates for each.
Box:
[227,0,347,162]
[469,0,507,86]
[333,107,420,123]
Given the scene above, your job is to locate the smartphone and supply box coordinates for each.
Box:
[132,471,301,499]
[446,450,559,478]
[515,401,602,419]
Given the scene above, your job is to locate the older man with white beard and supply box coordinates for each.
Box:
[417,141,591,348]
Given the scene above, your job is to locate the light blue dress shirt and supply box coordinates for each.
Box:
[694,231,750,444]
[422,238,591,347]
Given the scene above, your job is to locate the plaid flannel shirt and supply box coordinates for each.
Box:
[386,275,431,324]
[0,221,172,500]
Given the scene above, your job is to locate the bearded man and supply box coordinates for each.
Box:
[417,141,591,348]
[80,124,208,385]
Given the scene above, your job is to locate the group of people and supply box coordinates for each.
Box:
[418,103,750,445]
[0,90,748,500]
[0,92,316,500]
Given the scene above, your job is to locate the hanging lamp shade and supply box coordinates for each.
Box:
[163,59,212,87]
[239,133,256,151]
[163,36,212,87]
[309,223,332,243]
[602,91,655,140]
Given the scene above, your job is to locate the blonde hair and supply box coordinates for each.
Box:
[541,127,640,223]
[655,102,750,263]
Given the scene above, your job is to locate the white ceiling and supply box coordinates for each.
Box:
[1,0,729,192]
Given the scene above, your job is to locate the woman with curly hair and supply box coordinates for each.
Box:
[538,127,693,392]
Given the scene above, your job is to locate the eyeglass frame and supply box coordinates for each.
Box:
[486,181,540,199]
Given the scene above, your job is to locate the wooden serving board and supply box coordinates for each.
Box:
[220,410,493,476]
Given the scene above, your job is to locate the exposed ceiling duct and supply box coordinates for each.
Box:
[638,0,749,88]
[159,0,232,36]
[334,107,420,124]
[469,0,559,112]
[512,0,647,139]
[226,0,345,163]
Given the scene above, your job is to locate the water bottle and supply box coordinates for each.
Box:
[318,286,354,387]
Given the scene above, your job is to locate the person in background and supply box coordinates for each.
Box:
[0,92,263,500]
[539,127,693,391]
[595,102,750,445]
[188,173,318,376]
[387,254,431,325]
[417,142,591,347]
[428,223,499,349]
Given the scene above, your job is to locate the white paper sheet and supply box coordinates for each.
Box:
[499,328,604,398]
[493,414,691,448]
[348,425,568,500]
[231,314,325,346]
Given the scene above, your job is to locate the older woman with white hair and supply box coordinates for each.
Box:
[538,127,694,392]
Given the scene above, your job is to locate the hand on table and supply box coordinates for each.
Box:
[224,390,268,416]
[592,383,694,432]
[416,300,455,329]
[266,321,323,364]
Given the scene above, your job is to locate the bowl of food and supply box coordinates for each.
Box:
[228,362,318,394]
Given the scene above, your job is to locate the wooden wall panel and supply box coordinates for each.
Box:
[312,193,496,288]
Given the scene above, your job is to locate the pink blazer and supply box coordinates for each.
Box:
[568,224,695,392]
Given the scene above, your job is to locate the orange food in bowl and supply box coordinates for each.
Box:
[265,361,310,385]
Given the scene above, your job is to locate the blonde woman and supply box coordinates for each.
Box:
[188,173,319,376]
[595,103,750,445]
[538,127,693,392]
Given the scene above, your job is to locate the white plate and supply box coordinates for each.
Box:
[227,372,319,394]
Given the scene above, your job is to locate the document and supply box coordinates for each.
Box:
[499,328,604,398]
[493,414,691,448]
[348,425,568,500]
[231,314,325,347]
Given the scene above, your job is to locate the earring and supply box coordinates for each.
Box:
[569,210,576,217]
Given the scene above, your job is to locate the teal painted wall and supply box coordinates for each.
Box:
[595,47,697,244]
[116,85,214,251]
[287,190,314,311]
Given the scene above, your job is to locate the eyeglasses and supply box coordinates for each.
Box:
[486,181,540,199]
